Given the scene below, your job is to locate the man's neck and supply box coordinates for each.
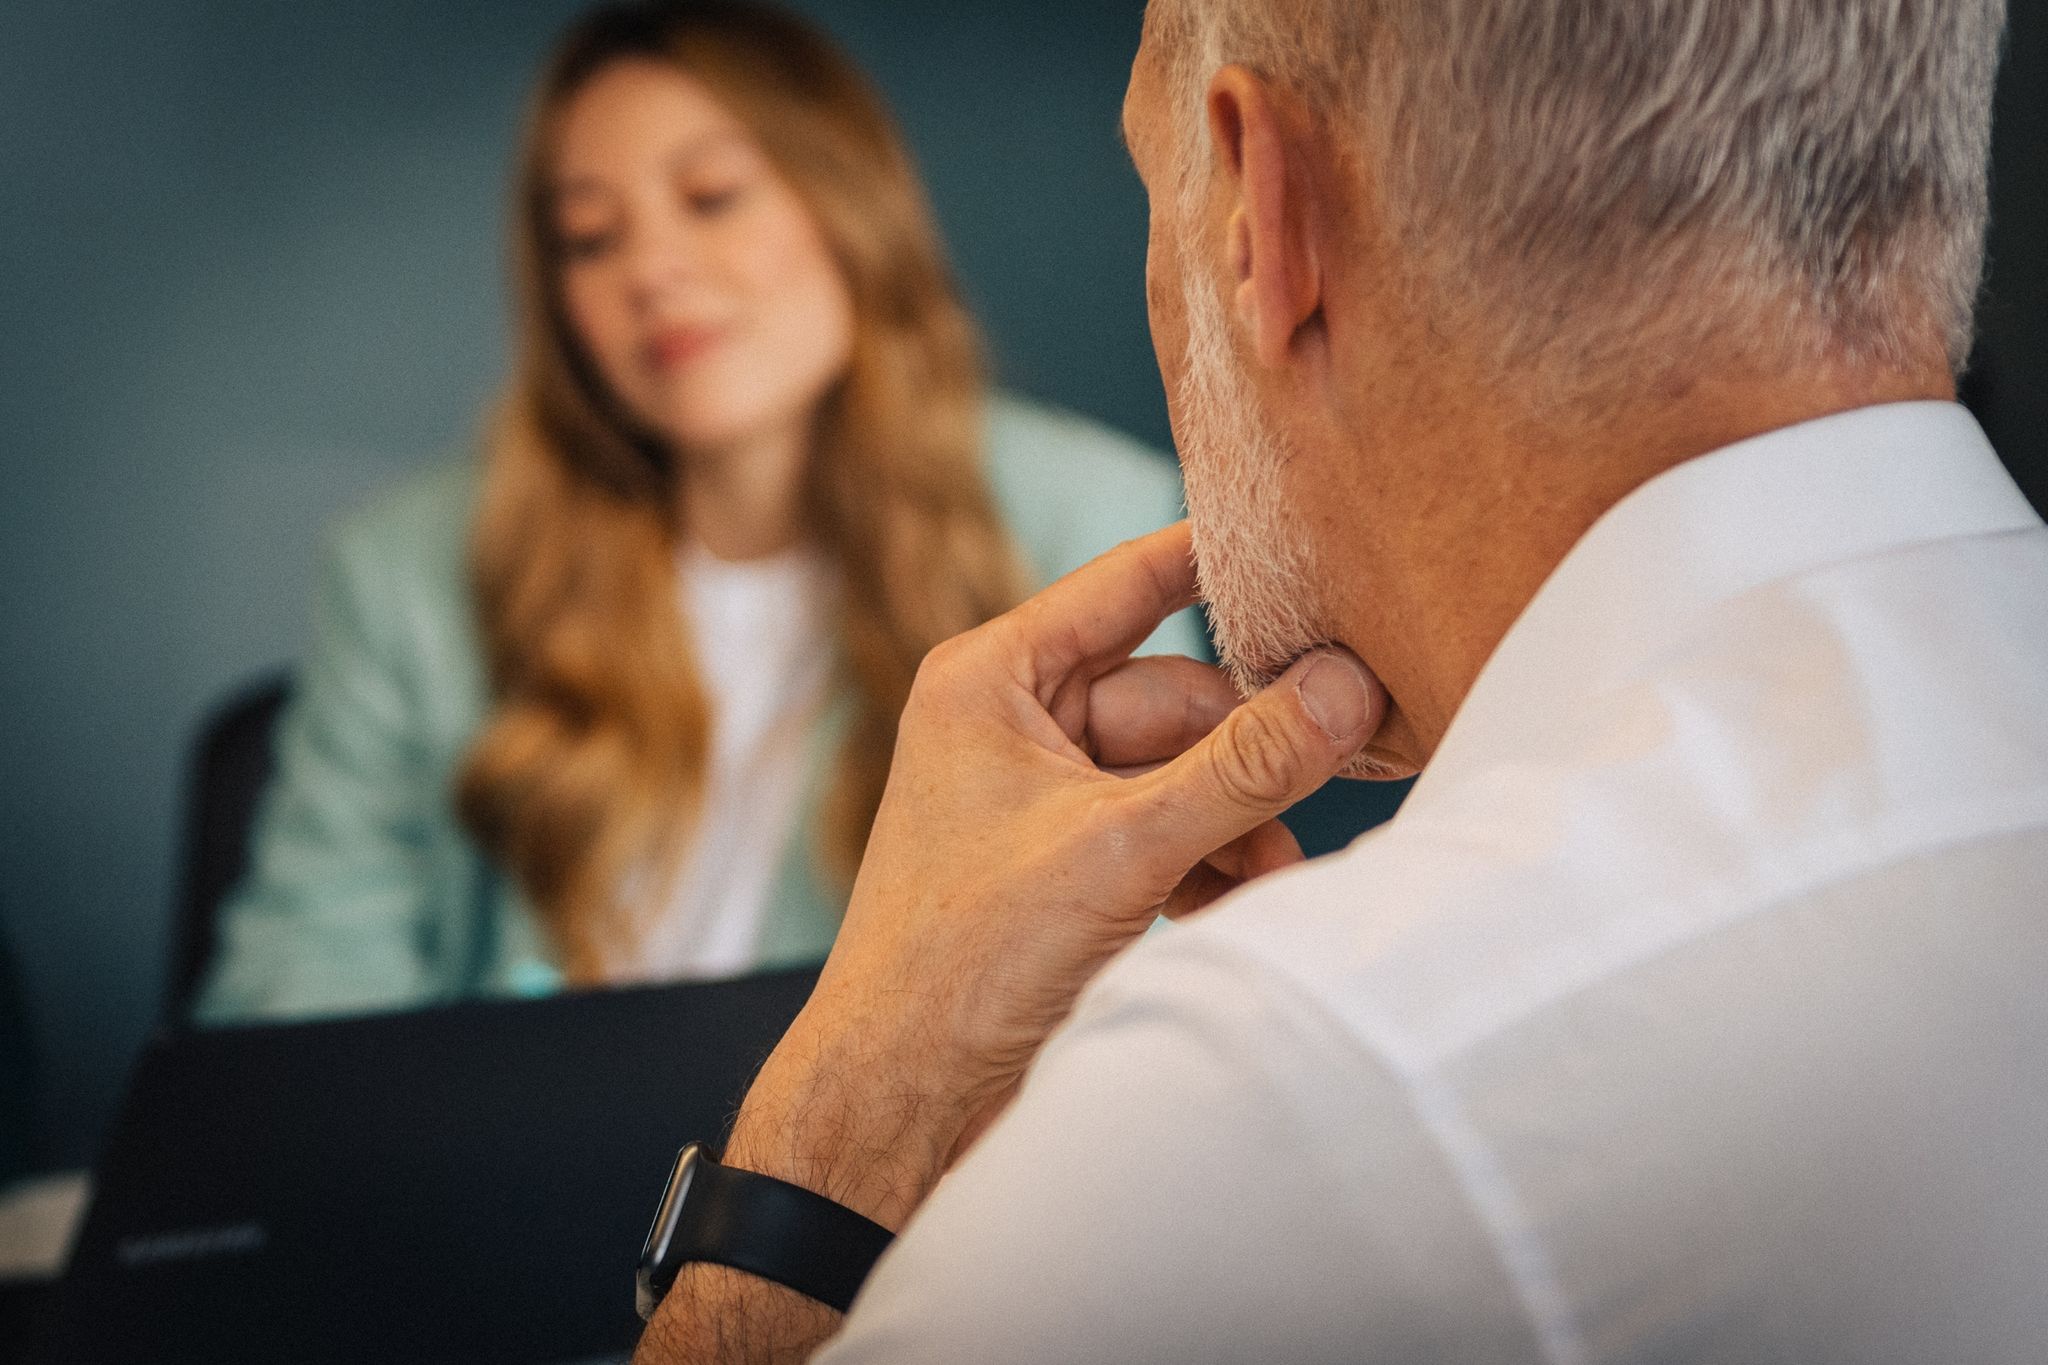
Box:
[1326,360,1956,768]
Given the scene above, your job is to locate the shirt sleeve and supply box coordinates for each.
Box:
[813,932,1543,1364]
[193,512,449,1023]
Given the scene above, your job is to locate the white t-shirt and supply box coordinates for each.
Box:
[819,403,2048,1363]
[612,543,835,983]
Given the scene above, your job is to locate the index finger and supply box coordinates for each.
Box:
[1002,521,1199,694]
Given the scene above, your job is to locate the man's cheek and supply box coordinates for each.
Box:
[1144,225,1189,351]
[1147,310,1190,426]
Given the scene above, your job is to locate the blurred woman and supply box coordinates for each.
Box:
[197,0,1198,1021]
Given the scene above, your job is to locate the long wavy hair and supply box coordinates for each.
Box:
[456,0,1029,983]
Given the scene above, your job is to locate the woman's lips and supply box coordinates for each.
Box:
[642,324,728,371]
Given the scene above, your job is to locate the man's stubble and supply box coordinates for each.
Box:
[1174,262,1401,780]
[1174,269,1323,698]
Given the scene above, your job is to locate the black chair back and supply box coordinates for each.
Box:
[0,911,38,1183]
[164,674,291,1027]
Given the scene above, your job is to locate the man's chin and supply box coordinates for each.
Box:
[1215,643,1296,701]
[1222,646,1420,780]
[1338,746,1421,781]
[1220,642,1417,777]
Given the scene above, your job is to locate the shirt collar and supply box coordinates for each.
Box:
[1403,401,2042,814]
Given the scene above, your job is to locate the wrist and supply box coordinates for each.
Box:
[721,999,971,1232]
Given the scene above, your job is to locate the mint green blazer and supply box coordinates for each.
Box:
[196,397,1204,1024]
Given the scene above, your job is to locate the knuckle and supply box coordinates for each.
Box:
[1084,789,1138,851]
[911,635,971,697]
[1083,792,1183,897]
[1212,706,1302,809]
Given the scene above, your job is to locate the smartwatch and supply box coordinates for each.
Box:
[635,1143,895,1320]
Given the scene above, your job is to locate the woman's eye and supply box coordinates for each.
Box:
[688,186,743,216]
[558,230,617,262]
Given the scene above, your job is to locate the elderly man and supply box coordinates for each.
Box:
[636,1,2044,1360]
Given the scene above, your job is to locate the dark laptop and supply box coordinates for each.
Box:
[34,968,818,1365]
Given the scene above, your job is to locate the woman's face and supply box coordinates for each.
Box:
[550,59,856,459]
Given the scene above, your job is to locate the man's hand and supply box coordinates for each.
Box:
[637,522,1383,1363]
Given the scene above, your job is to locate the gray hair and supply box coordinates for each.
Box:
[1154,0,2005,377]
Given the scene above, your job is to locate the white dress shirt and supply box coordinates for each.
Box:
[615,545,835,982]
[819,403,2048,1364]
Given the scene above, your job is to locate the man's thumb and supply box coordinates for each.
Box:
[1134,648,1385,862]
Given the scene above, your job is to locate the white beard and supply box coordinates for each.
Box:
[1173,268,1404,779]
[1174,271,1323,697]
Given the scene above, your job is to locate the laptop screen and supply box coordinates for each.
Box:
[38,968,817,1365]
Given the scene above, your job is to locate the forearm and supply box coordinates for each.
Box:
[635,1263,839,1365]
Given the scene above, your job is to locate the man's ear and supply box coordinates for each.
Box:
[1206,67,1323,370]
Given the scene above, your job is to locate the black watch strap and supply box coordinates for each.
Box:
[637,1144,895,1319]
